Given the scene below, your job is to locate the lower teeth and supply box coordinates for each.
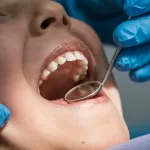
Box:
[79,72,87,80]
[73,71,87,82]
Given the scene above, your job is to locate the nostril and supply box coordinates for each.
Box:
[63,16,69,26]
[40,17,55,29]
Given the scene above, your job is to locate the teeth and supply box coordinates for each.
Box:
[82,66,88,72]
[78,59,88,66]
[64,52,76,61]
[73,51,85,60]
[84,72,87,76]
[39,80,43,86]
[40,51,89,85]
[73,74,80,82]
[42,70,51,80]
[79,85,95,96]
[73,71,87,82]
[74,66,88,77]
[47,61,58,72]
[79,72,87,80]
[79,89,87,97]
[56,56,66,65]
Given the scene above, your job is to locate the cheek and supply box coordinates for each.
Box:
[0,24,28,98]
[0,81,53,149]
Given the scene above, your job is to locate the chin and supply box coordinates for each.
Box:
[0,1,129,150]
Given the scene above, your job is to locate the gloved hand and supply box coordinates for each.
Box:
[113,0,150,82]
[0,104,10,128]
[56,0,150,82]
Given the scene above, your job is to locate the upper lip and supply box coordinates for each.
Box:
[36,40,94,91]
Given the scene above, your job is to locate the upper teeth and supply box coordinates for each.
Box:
[40,51,89,86]
[47,61,58,72]
[56,56,66,65]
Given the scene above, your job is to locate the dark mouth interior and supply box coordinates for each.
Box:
[39,61,89,100]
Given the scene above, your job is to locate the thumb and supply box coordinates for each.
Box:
[0,104,10,128]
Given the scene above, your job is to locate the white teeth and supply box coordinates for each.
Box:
[74,66,88,75]
[79,72,87,80]
[83,72,87,76]
[82,66,88,72]
[78,59,88,66]
[42,70,51,80]
[73,74,80,82]
[73,51,85,60]
[56,56,66,65]
[73,71,87,82]
[39,80,43,86]
[47,61,58,72]
[64,52,76,61]
[40,51,89,85]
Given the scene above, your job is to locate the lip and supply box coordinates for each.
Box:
[36,40,95,91]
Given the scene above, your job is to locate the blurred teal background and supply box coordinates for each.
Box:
[105,45,150,139]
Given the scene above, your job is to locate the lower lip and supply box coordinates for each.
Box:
[46,91,110,107]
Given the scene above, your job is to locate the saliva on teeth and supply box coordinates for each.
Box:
[39,51,89,86]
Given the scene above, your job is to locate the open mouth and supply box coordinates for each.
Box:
[38,41,108,105]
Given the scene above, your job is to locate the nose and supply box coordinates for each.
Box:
[31,2,71,35]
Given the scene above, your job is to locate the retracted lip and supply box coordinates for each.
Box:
[36,40,95,91]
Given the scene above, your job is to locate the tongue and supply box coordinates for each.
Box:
[40,62,82,100]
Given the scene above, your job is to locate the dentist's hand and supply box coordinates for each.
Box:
[113,0,150,82]
[0,104,10,128]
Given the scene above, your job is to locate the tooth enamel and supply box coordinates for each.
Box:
[56,56,66,65]
[73,51,85,60]
[78,59,88,66]
[42,70,51,80]
[39,80,43,86]
[47,61,58,72]
[82,66,88,71]
[65,52,76,61]
[74,66,88,75]
[79,89,87,96]
[79,72,87,80]
[79,85,95,96]
[73,74,80,82]
[83,72,87,76]
[41,51,89,84]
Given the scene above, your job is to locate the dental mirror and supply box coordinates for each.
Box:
[64,47,121,102]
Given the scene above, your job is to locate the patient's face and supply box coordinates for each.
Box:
[0,0,129,149]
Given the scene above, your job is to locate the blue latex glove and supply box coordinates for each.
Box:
[109,134,150,150]
[113,1,150,82]
[56,0,150,82]
[0,104,10,128]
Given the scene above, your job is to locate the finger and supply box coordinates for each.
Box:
[115,42,150,71]
[0,104,10,128]
[122,0,150,17]
[113,14,150,48]
[129,64,150,82]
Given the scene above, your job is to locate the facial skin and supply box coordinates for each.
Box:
[0,0,129,150]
